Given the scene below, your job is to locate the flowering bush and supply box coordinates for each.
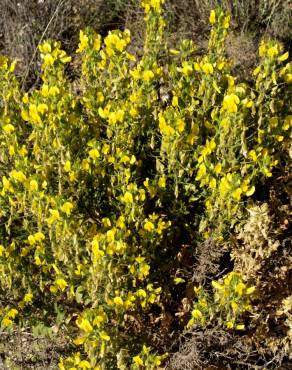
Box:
[0,0,291,368]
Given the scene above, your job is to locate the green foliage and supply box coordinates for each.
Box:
[0,0,291,369]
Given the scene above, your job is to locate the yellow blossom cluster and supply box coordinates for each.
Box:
[188,272,255,330]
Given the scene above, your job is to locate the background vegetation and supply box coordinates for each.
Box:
[0,0,291,87]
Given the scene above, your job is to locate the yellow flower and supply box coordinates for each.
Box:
[158,176,166,188]
[97,92,104,104]
[220,117,230,129]
[1,318,13,328]
[209,177,217,189]
[76,318,93,333]
[226,321,234,329]
[82,159,90,171]
[259,42,266,57]
[159,114,175,136]
[130,107,139,118]
[108,109,124,124]
[61,202,74,216]
[195,163,206,181]
[21,109,29,121]
[177,119,185,132]
[122,192,133,203]
[50,285,57,293]
[35,256,42,266]
[231,301,238,312]
[120,155,130,164]
[29,104,42,125]
[235,282,246,296]
[191,309,203,319]
[10,170,27,183]
[267,45,278,58]
[99,331,110,341]
[102,217,111,227]
[28,235,36,245]
[92,239,105,259]
[142,70,155,81]
[246,286,256,295]
[48,86,60,96]
[39,84,48,97]
[37,103,48,114]
[172,95,178,107]
[3,123,15,134]
[177,61,193,75]
[78,361,91,370]
[89,148,100,160]
[283,115,291,130]
[139,263,150,277]
[0,245,5,257]
[209,9,216,24]
[98,107,109,118]
[39,42,51,54]
[130,68,141,79]
[77,30,89,53]
[47,209,60,224]
[222,93,240,113]
[64,160,71,172]
[248,150,257,161]
[92,315,104,327]
[29,179,38,191]
[232,188,242,201]
[2,176,14,193]
[202,63,214,75]
[203,139,216,156]
[55,279,68,291]
[24,293,33,303]
[143,345,150,354]
[214,163,222,174]
[116,216,125,229]
[34,232,45,242]
[7,308,18,319]
[194,62,201,72]
[141,0,164,13]
[94,35,101,52]
[133,356,143,366]
[113,296,123,306]
[60,54,71,63]
[43,54,54,67]
[18,145,28,157]
[222,15,230,29]
[106,229,116,242]
[212,281,224,290]
[137,289,147,298]
[144,221,155,232]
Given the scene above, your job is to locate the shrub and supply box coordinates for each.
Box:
[0,0,291,369]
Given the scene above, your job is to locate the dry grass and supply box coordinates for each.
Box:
[0,0,138,87]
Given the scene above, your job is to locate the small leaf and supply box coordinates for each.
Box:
[278,52,289,62]
[245,186,255,197]
[174,277,185,285]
